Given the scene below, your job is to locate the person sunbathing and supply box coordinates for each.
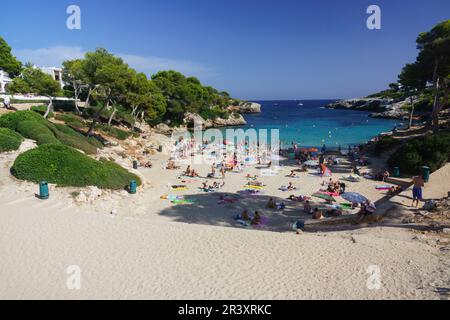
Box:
[267,198,276,209]
[388,185,402,195]
[287,182,296,191]
[236,209,250,221]
[184,165,191,175]
[288,171,297,177]
[190,169,199,177]
[303,200,312,214]
[166,161,179,170]
[251,211,262,225]
[248,181,264,187]
[312,208,323,220]
[142,161,152,168]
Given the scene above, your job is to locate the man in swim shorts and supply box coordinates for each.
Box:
[412,174,425,208]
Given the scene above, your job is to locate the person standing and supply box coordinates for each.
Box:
[412,174,425,208]
[3,96,11,109]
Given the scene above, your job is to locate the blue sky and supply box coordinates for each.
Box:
[1,0,449,99]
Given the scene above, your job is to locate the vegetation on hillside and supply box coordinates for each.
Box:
[388,133,450,174]
[0,111,100,154]
[0,128,23,152]
[11,144,141,189]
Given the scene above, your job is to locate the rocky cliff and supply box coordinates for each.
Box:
[228,102,262,114]
[327,98,409,120]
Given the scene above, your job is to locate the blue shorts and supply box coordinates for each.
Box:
[412,187,422,200]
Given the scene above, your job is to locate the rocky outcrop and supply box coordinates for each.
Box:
[327,98,410,120]
[237,102,261,114]
[327,98,391,112]
[183,112,246,130]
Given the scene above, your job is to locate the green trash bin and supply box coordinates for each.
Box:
[39,181,49,200]
[422,166,430,182]
[393,167,400,177]
[129,180,137,194]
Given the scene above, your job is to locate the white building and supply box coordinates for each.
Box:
[0,69,12,93]
[40,67,65,89]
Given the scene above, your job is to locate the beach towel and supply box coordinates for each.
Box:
[376,185,391,190]
[340,203,352,210]
[319,191,340,197]
[245,185,264,190]
[172,199,194,205]
[171,187,188,191]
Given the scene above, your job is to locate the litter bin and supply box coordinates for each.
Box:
[158,145,163,153]
[133,160,138,170]
[129,180,137,194]
[39,181,49,200]
[393,167,400,177]
[422,166,430,183]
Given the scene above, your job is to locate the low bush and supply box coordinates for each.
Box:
[0,110,45,130]
[11,144,141,189]
[98,125,132,140]
[55,113,86,129]
[16,120,60,145]
[0,111,101,154]
[0,128,23,152]
[31,105,53,118]
[388,133,450,174]
[373,136,400,155]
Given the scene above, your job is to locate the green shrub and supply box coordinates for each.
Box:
[48,123,101,154]
[373,136,400,155]
[0,111,101,153]
[16,120,60,145]
[55,113,86,129]
[388,133,450,174]
[11,144,141,189]
[31,105,53,118]
[98,125,132,140]
[0,128,23,152]
[0,110,45,130]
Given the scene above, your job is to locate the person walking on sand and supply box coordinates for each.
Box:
[220,165,226,180]
[412,174,425,208]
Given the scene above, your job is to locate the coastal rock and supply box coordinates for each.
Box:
[327,97,411,120]
[208,113,247,127]
[327,98,390,112]
[154,123,174,135]
[237,102,262,114]
[184,112,247,129]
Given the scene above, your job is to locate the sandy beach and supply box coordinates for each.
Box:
[1,138,449,300]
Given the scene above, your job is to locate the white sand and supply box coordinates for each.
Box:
[0,143,449,299]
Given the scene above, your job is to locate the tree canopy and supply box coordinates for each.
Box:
[6,67,62,97]
[0,36,22,77]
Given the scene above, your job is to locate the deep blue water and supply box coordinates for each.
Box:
[231,100,400,148]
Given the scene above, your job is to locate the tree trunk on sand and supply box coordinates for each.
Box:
[87,98,109,137]
[408,96,415,130]
[43,97,53,119]
[107,106,117,126]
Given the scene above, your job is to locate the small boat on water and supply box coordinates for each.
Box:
[298,102,303,106]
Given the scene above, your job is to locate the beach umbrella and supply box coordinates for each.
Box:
[341,192,368,204]
[312,193,336,202]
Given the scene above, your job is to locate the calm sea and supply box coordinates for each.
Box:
[229,100,400,148]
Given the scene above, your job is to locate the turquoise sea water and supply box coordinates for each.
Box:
[228,100,400,149]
